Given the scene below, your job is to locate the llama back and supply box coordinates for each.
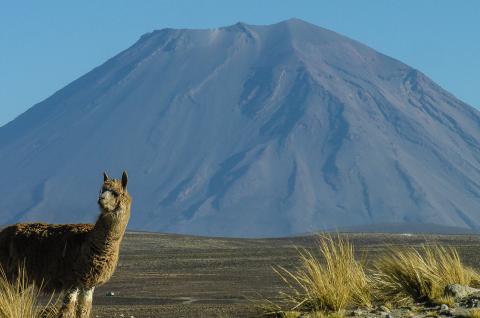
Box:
[0,222,94,292]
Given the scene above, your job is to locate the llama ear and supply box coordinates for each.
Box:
[122,171,128,189]
[103,172,109,182]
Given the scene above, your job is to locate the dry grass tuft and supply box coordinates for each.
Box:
[371,244,479,306]
[470,309,480,318]
[432,295,455,307]
[281,311,302,318]
[273,235,371,314]
[424,310,439,318]
[0,266,57,318]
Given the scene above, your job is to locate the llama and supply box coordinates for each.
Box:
[0,171,132,318]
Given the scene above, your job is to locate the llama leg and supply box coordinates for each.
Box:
[57,288,79,318]
[76,287,95,318]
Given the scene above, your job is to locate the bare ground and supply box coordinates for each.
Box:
[91,232,480,318]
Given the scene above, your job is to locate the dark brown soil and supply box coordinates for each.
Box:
[91,232,480,318]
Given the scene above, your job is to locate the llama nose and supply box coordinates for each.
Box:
[101,191,113,200]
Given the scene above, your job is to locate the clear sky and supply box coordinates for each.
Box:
[1,0,479,127]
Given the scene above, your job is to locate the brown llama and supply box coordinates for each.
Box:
[0,171,132,318]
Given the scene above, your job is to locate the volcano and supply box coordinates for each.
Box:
[1,19,480,237]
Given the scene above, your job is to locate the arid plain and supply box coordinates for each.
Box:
[90,232,480,317]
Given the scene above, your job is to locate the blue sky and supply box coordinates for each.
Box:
[1,0,479,127]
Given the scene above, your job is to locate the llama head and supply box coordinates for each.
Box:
[98,171,131,216]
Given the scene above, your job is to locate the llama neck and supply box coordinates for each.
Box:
[88,208,130,253]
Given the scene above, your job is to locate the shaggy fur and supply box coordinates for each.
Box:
[0,171,132,318]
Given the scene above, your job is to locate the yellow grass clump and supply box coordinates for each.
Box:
[470,309,480,318]
[273,235,371,314]
[0,266,57,318]
[372,244,480,306]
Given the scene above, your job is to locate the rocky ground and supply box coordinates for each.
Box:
[273,285,480,318]
[345,291,480,318]
[89,232,480,318]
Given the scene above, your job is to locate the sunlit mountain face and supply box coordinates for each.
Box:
[1,19,480,237]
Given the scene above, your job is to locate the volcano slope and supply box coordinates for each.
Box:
[1,19,480,236]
